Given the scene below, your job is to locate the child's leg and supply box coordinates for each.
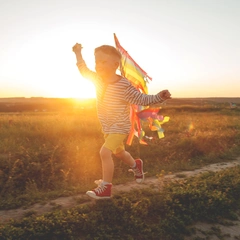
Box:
[116,150,144,183]
[99,134,128,183]
[86,134,144,199]
[85,142,114,200]
[115,150,135,168]
[99,145,114,183]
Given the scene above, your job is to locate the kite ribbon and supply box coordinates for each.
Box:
[114,33,169,145]
[114,33,153,145]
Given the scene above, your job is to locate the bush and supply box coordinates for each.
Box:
[0,166,240,240]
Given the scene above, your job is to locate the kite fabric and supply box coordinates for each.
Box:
[114,33,151,94]
[114,33,169,145]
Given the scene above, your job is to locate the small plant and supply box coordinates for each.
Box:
[0,104,240,239]
[156,169,173,189]
[22,210,37,218]
[175,173,187,178]
[0,166,239,240]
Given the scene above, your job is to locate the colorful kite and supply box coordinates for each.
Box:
[114,33,169,145]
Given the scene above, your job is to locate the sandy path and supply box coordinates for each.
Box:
[1,157,240,239]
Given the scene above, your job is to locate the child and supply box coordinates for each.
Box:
[72,43,171,199]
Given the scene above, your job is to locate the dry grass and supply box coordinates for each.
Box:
[0,101,239,209]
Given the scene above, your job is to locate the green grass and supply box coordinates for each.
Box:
[0,166,239,240]
[0,104,240,239]
[0,105,239,210]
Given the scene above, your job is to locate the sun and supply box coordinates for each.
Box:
[69,80,96,99]
[48,78,96,99]
[12,27,109,99]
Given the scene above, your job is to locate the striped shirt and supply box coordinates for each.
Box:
[77,60,163,134]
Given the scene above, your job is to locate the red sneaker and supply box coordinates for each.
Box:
[129,159,145,183]
[86,181,112,199]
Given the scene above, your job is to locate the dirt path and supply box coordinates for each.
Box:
[1,158,240,239]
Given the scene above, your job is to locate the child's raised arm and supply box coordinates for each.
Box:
[72,43,98,82]
[72,43,83,62]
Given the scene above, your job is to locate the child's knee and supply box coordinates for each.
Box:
[100,146,112,159]
[115,150,128,159]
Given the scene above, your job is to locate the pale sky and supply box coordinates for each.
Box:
[0,0,239,98]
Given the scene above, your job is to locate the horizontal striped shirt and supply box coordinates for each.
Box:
[77,60,163,134]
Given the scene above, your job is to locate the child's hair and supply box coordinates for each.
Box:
[94,45,121,61]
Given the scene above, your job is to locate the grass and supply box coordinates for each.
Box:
[0,105,239,210]
[0,103,240,239]
[0,166,239,240]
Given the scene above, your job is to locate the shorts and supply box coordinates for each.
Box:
[103,133,128,154]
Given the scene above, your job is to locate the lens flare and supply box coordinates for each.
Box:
[189,122,194,132]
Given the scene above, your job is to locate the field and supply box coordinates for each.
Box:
[0,98,240,239]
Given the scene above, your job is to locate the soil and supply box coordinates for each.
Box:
[1,157,240,240]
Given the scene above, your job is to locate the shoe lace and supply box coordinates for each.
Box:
[94,184,106,194]
[129,167,141,176]
[128,168,147,177]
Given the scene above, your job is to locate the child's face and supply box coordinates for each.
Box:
[95,51,119,79]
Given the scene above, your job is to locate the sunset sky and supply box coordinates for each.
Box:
[0,0,239,99]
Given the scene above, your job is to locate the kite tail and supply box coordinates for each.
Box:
[114,33,169,145]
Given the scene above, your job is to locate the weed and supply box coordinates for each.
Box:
[0,104,240,239]
[175,173,187,178]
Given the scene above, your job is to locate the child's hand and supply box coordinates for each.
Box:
[158,90,171,101]
[72,43,83,53]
